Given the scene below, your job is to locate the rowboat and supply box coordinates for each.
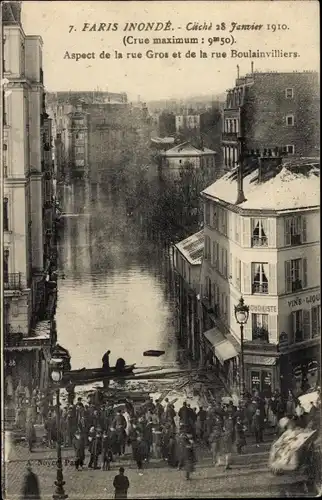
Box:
[62,364,136,384]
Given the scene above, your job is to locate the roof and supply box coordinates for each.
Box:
[163,142,216,157]
[202,158,320,211]
[151,137,175,145]
[175,230,204,265]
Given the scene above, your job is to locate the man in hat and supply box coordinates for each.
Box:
[113,467,130,499]
[73,429,85,471]
[20,461,40,500]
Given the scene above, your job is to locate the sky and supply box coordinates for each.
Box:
[21,0,320,102]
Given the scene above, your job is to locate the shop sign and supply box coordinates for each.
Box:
[249,305,277,313]
[288,293,320,309]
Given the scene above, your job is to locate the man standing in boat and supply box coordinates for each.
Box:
[102,350,111,372]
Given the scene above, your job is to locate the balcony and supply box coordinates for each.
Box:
[222,132,239,142]
[252,327,269,342]
[4,273,23,290]
[291,234,302,246]
[252,282,268,294]
[252,236,268,247]
[292,279,303,292]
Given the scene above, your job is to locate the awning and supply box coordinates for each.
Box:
[203,328,238,364]
[244,354,277,366]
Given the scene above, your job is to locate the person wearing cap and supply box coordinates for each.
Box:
[20,461,40,500]
[113,467,130,499]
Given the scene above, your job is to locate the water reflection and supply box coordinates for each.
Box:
[56,181,180,371]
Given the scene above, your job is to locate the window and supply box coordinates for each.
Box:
[252,314,269,342]
[204,235,211,260]
[3,249,9,282]
[211,242,216,267]
[285,88,294,99]
[312,306,321,338]
[284,145,295,154]
[286,115,294,126]
[252,263,269,294]
[3,197,8,231]
[285,258,307,293]
[204,202,210,226]
[284,215,307,246]
[252,218,268,247]
[75,146,84,154]
[208,277,212,303]
[291,310,304,343]
[221,208,228,235]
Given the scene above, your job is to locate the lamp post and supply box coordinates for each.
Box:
[50,358,68,500]
[234,296,249,403]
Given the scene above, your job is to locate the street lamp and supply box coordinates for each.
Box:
[50,358,68,500]
[234,296,249,403]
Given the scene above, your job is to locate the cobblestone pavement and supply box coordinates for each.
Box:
[3,437,287,499]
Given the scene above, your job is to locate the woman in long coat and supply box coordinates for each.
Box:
[209,414,223,465]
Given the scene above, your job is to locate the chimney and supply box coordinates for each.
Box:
[251,61,254,74]
[258,151,284,183]
[236,140,246,205]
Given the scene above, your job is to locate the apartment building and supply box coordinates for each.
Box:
[173,230,204,362]
[222,69,320,171]
[160,142,217,180]
[175,113,201,133]
[2,2,56,399]
[199,155,320,398]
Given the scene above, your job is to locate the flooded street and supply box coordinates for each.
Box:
[55,181,180,372]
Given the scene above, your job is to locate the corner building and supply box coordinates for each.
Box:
[199,156,320,398]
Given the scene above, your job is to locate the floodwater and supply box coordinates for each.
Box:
[55,181,181,372]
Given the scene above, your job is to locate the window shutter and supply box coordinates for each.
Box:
[268,218,276,248]
[242,218,251,247]
[212,283,216,307]
[229,253,233,280]
[285,260,291,293]
[302,216,307,243]
[268,315,278,344]
[289,313,294,344]
[302,258,308,288]
[243,262,251,294]
[269,264,277,295]
[303,310,311,340]
[284,218,291,246]
[215,242,219,269]
[243,320,252,341]
[234,256,238,287]
[212,242,216,267]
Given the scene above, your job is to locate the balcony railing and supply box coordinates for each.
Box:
[252,282,269,294]
[292,279,303,292]
[4,272,23,290]
[252,327,269,342]
[252,236,268,247]
[222,132,238,142]
[291,234,302,245]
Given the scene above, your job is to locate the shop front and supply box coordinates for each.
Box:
[244,354,279,397]
[202,327,240,394]
[281,344,320,397]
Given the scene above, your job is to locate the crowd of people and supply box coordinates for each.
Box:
[14,382,321,482]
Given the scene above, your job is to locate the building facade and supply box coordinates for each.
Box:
[222,70,320,171]
[160,142,216,180]
[173,231,204,362]
[175,113,201,133]
[199,156,320,398]
[2,3,56,403]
